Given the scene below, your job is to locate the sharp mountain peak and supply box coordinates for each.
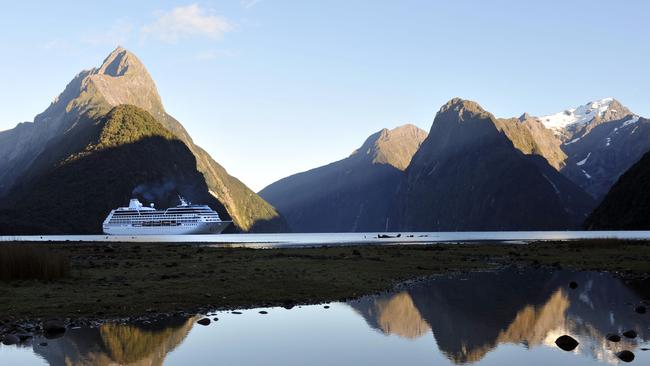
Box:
[96,46,145,77]
[351,124,427,170]
[438,98,494,122]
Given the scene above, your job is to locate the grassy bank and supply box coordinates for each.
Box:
[1,239,649,320]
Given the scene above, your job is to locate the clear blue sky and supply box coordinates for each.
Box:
[1,1,648,191]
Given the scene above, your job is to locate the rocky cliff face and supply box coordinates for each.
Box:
[0,47,287,232]
[259,125,427,232]
[394,98,594,231]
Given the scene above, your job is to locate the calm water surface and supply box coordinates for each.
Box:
[1,269,649,365]
[3,231,650,246]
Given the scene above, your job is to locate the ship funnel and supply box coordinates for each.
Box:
[129,198,143,209]
[150,203,155,208]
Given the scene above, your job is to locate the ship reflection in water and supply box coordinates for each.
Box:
[1,270,649,365]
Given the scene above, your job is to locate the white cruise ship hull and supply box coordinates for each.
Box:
[103,221,230,235]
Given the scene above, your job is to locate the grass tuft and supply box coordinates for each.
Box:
[0,245,70,281]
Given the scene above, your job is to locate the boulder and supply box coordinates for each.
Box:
[555,335,579,351]
[197,318,211,326]
[622,330,637,339]
[616,350,635,362]
[1,334,19,345]
[43,320,66,335]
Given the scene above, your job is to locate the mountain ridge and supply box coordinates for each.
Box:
[260,124,427,232]
[0,105,232,234]
[394,98,595,230]
[0,47,287,232]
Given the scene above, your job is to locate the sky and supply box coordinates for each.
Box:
[0,1,649,191]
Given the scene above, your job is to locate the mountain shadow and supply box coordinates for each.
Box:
[584,146,650,229]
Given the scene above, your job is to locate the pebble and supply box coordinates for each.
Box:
[197,318,211,326]
[606,334,621,342]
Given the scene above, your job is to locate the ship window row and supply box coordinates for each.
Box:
[110,218,200,222]
[109,219,205,224]
[108,222,202,226]
[112,214,219,218]
[114,211,217,216]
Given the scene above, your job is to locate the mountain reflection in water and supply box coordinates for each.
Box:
[2,270,649,366]
[349,269,649,364]
[30,316,195,365]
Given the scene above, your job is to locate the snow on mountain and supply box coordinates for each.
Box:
[576,152,591,166]
[538,98,615,132]
[621,115,640,128]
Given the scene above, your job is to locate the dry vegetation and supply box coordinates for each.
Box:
[0,244,69,281]
[0,239,649,321]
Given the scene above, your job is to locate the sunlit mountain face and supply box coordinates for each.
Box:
[349,269,649,365]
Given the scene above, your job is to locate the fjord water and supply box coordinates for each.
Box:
[2,269,648,365]
[4,231,650,246]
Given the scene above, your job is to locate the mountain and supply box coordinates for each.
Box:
[537,98,650,200]
[0,105,233,234]
[584,148,650,229]
[259,125,427,232]
[395,98,595,231]
[0,47,287,233]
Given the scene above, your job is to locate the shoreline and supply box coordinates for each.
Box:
[1,239,650,339]
[4,230,650,246]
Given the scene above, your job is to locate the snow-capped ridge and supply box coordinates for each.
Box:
[539,97,615,132]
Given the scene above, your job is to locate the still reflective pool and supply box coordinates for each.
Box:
[1,269,649,365]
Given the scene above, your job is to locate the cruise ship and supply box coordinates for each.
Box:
[103,198,231,235]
